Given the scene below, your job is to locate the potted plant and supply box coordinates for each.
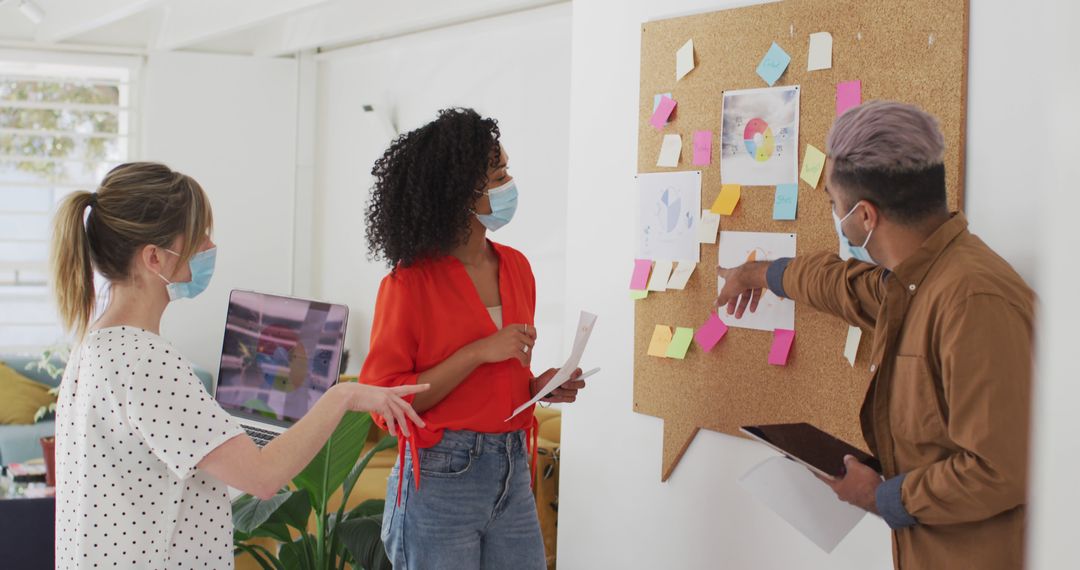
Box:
[232,411,394,570]
[25,344,68,487]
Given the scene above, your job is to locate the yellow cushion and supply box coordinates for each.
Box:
[0,363,54,425]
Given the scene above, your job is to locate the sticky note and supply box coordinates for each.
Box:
[692,130,712,166]
[630,289,648,300]
[768,329,796,366]
[656,134,682,167]
[800,145,826,189]
[756,42,791,86]
[676,39,695,81]
[630,259,652,290]
[647,260,673,291]
[807,32,833,71]
[836,80,862,117]
[667,262,696,290]
[694,313,729,352]
[773,183,799,220]
[698,210,721,244]
[650,95,677,130]
[647,325,673,357]
[652,93,673,126]
[843,325,863,367]
[710,184,741,215]
[666,327,695,359]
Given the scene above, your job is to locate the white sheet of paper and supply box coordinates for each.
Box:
[657,134,682,167]
[666,262,696,290]
[676,38,695,81]
[697,210,721,244]
[844,325,863,367]
[720,86,800,186]
[506,311,598,421]
[739,456,867,553]
[647,260,673,291]
[717,231,796,331]
[807,32,833,71]
[636,171,701,263]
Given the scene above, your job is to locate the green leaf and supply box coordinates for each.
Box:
[266,488,312,531]
[249,522,292,543]
[279,537,311,570]
[337,516,392,570]
[233,491,293,534]
[293,412,372,512]
[345,499,385,521]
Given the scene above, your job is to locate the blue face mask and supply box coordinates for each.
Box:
[833,202,876,264]
[157,247,217,301]
[475,179,518,232]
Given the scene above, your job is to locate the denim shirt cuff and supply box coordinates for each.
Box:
[766,258,793,299]
[876,473,918,530]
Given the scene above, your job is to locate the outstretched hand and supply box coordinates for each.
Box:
[714,261,771,318]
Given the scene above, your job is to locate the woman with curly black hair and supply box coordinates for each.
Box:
[359,108,587,569]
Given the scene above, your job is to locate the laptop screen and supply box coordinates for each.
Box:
[215,290,349,424]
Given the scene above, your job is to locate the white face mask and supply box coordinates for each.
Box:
[833,202,876,265]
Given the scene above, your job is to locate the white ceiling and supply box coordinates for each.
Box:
[0,0,566,56]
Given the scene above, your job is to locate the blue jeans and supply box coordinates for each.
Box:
[381,429,546,570]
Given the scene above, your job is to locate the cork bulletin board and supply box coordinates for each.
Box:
[633,0,968,481]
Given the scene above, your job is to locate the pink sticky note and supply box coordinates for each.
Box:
[768,329,796,366]
[694,312,729,352]
[650,96,677,130]
[630,259,652,290]
[692,130,712,166]
[836,80,862,117]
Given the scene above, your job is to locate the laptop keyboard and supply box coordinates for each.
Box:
[244,425,281,448]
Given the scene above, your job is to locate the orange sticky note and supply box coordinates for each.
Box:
[647,325,673,357]
[710,184,741,215]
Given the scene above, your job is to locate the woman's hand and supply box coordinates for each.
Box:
[467,324,537,368]
[530,367,587,403]
[334,383,429,438]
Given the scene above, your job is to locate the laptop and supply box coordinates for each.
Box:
[214,289,349,447]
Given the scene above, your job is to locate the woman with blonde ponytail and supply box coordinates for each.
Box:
[51,162,428,570]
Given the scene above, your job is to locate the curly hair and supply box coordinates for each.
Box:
[365,107,502,268]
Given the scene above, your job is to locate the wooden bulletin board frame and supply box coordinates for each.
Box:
[633,0,968,481]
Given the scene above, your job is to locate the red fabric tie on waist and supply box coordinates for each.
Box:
[394,423,420,506]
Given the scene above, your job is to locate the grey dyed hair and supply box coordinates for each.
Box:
[827,100,945,175]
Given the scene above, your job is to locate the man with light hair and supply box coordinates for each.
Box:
[715,101,1034,569]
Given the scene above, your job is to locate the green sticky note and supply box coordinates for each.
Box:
[665,327,695,359]
[630,289,648,300]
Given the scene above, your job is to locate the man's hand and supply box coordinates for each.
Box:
[530,367,587,404]
[816,455,884,514]
[714,261,771,318]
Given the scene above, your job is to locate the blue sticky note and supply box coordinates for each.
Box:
[756,42,791,86]
[773,183,798,220]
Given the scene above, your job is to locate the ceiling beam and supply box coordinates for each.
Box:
[153,0,337,51]
[251,0,566,58]
[35,0,165,43]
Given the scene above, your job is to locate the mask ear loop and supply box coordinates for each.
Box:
[840,201,875,247]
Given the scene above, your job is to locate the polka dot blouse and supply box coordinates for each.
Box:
[55,326,245,569]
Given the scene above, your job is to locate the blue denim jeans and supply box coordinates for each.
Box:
[381,429,546,570]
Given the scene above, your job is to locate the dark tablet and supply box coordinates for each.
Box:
[741,422,882,480]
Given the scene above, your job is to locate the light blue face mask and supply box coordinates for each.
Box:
[832,202,876,264]
[475,179,519,232]
[157,247,216,301]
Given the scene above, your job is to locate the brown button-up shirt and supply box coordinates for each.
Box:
[782,212,1034,570]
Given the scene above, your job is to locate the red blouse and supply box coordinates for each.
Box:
[359,241,539,502]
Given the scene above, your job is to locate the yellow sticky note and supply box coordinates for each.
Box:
[800,144,826,189]
[630,289,648,300]
[665,327,695,359]
[647,325,673,357]
[710,184,741,215]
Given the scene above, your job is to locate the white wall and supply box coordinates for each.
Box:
[558,1,1056,569]
[141,51,298,376]
[311,3,571,375]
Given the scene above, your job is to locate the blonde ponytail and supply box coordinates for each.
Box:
[50,191,98,339]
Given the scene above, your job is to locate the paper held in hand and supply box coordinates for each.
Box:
[505,311,598,421]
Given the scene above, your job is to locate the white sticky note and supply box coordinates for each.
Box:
[739,456,867,553]
[844,325,863,367]
[666,262,696,290]
[647,260,674,291]
[657,134,682,167]
[698,210,721,244]
[676,39,695,81]
[807,32,833,71]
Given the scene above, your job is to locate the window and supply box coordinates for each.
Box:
[0,52,139,351]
